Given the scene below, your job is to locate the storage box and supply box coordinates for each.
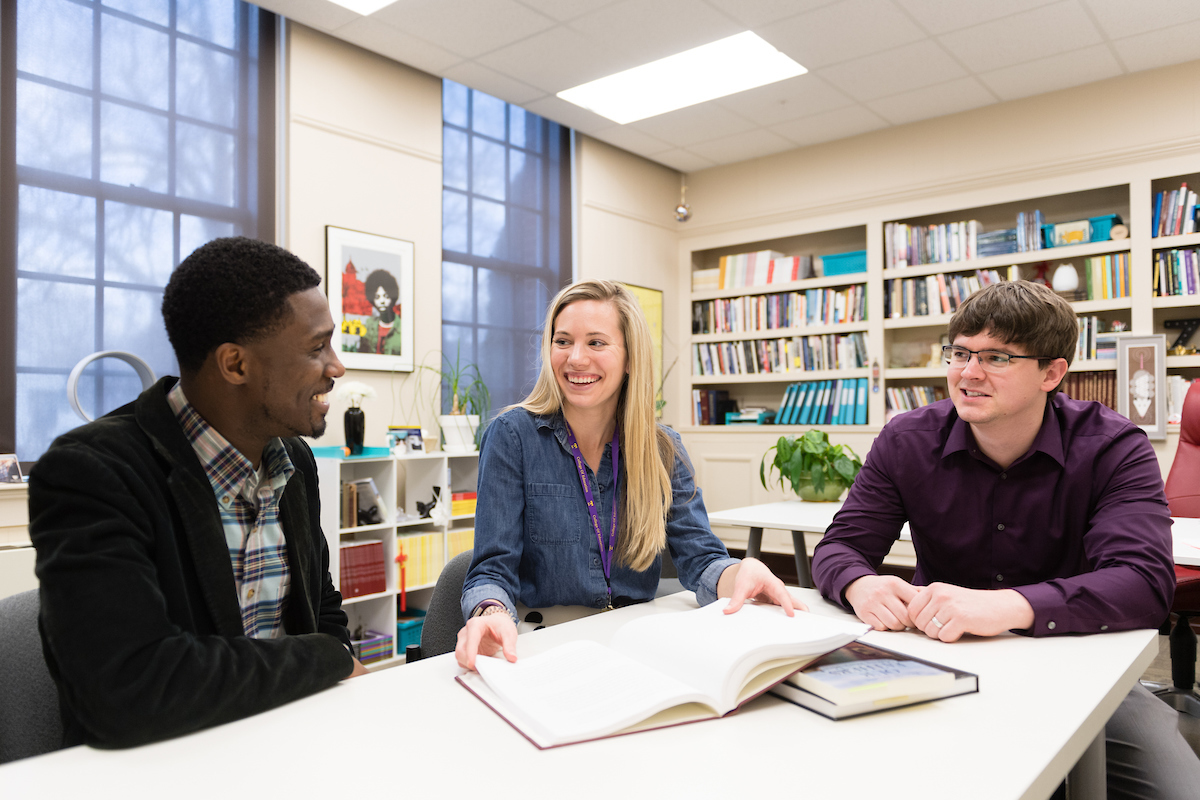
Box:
[820,250,867,276]
[397,609,427,652]
[1090,213,1121,242]
[350,629,394,665]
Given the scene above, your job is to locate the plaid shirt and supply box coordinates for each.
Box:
[168,382,294,639]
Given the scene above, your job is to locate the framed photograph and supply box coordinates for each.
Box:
[0,454,22,484]
[326,226,415,372]
[1117,335,1167,440]
[618,283,664,416]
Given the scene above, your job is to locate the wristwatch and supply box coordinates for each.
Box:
[471,599,517,624]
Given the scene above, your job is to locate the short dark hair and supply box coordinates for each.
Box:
[949,281,1078,377]
[364,269,399,308]
[162,237,322,373]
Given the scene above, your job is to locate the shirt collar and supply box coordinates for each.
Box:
[942,396,1065,469]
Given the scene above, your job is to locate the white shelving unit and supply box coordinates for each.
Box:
[313,446,478,670]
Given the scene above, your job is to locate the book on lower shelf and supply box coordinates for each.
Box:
[448,527,475,559]
[457,600,869,749]
[339,539,387,598]
[770,640,978,720]
[451,491,477,516]
[396,531,445,587]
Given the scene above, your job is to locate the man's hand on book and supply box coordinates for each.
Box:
[908,583,1034,642]
[844,575,918,631]
[719,557,802,616]
[456,613,518,672]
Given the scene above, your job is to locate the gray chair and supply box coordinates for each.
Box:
[413,549,475,662]
[0,590,63,764]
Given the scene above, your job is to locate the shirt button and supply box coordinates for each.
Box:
[246,588,256,599]
[1047,621,1056,630]
[996,574,1004,582]
[222,496,231,505]
[1000,473,1007,480]
[1101,625,1108,631]
[997,523,1005,531]
[592,558,599,567]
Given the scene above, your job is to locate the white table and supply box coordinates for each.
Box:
[0,590,1155,800]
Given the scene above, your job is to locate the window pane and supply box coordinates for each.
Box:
[178,0,237,49]
[180,216,236,258]
[440,323,474,413]
[17,277,96,369]
[103,0,170,27]
[509,206,542,267]
[443,128,468,191]
[100,101,169,192]
[177,40,238,127]
[441,262,473,324]
[472,138,506,202]
[16,373,83,461]
[103,286,175,375]
[17,0,93,89]
[516,275,552,328]
[18,187,96,278]
[176,122,236,204]
[477,326,519,410]
[16,81,92,177]
[478,268,513,327]
[471,198,505,259]
[105,202,173,286]
[101,14,169,110]
[509,150,541,209]
[98,363,151,417]
[442,190,467,254]
[443,80,468,127]
[510,108,542,153]
[472,91,505,140]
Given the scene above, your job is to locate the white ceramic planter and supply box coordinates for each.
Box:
[438,414,480,453]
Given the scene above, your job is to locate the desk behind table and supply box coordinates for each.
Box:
[0,590,1153,800]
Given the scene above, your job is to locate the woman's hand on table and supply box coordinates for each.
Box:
[455,612,518,671]
[718,557,804,615]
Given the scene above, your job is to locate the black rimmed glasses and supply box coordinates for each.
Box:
[942,345,1057,372]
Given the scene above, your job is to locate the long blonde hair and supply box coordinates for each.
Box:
[518,279,675,572]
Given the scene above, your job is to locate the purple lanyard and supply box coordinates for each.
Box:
[564,421,619,605]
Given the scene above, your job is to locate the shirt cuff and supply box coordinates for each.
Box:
[696,557,740,607]
[461,583,517,623]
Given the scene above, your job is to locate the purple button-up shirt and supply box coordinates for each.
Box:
[812,395,1174,635]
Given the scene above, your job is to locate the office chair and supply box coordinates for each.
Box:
[410,549,475,662]
[0,590,64,764]
[1156,380,1200,716]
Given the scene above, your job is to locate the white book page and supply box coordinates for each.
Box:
[473,639,714,745]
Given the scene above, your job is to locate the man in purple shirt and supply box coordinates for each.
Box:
[813,281,1198,799]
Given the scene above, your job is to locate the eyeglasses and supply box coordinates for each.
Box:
[941,345,1057,372]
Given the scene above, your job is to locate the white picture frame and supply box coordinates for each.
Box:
[1116,334,1167,440]
[325,226,415,372]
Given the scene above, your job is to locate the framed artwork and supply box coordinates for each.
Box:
[0,454,22,484]
[325,226,415,372]
[1116,334,1167,440]
[619,282,664,415]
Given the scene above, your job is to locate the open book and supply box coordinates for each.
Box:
[770,641,978,720]
[457,599,869,748]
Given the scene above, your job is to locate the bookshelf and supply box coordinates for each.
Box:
[314,446,478,669]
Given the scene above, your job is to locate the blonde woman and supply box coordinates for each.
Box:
[456,279,799,670]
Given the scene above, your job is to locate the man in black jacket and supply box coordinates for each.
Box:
[30,237,365,749]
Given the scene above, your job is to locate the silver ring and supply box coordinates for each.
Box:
[932,616,944,628]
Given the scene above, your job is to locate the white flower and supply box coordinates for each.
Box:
[336,381,376,407]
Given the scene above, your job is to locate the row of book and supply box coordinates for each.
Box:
[1076,317,1120,362]
[773,378,869,426]
[884,269,1006,318]
[448,527,474,560]
[1081,253,1130,300]
[884,220,980,269]
[691,332,867,377]
[451,491,476,517]
[397,532,445,589]
[884,385,946,417]
[692,285,867,334]
[1059,372,1116,411]
[339,539,387,599]
[1153,247,1200,297]
[692,250,815,291]
[1153,182,1197,238]
[1015,210,1046,252]
[691,389,738,426]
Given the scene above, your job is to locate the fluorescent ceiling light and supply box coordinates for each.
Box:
[325,0,397,14]
[557,32,806,125]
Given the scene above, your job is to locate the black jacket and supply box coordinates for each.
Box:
[29,377,353,748]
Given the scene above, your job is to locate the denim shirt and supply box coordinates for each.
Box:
[461,408,738,621]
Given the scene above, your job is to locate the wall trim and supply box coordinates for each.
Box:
[291,114,441,165]
[582,199,681,232]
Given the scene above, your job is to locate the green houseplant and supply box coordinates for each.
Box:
[421,345,491,452]
[760,429,863,502]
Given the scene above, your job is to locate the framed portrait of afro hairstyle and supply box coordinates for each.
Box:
[326,225,415,372]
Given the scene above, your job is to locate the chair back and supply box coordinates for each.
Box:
[0,590,63,764]
[417,550,474,661]
[1166,381,1200,517]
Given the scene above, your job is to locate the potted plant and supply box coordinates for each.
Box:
[423,345,490,453]
[760,429,863,502]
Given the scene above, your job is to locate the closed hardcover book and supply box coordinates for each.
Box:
[770,641,978,720]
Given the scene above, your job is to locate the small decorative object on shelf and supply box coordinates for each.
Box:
[1051,263,1079,294]
[337,381,376,455]
[760,429,863,502]
[421,345,490,453]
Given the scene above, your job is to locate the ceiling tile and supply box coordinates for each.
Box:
[978,44,1123,101]
[714,74,855,126]
[820,39,966,102]
[625,103,758,148]
[937,1,1103,74]
[476,26,621,93]
[589,126,674,157]
[686,128,798,165]
[758,0,927,69]
[893,0,1057,35]
[866,76,995,125]
[645,148,716,173]
[1082,0,1200,40]
[1111,19,1200,73]
[441,62,546,105]
[256,0,361,30]
[698,0,836,29]
[515,0,620,23]
[371,0,556,59]
[330,17,464,74]
[771,104,889,147]
[523,94,613,134]
[568,0,742,67]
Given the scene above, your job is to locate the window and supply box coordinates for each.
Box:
[0,0,274,463]
[441,80,571,414]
